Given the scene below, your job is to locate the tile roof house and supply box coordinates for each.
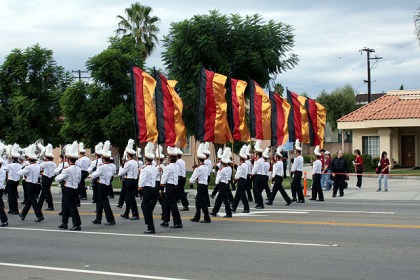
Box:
[338,90,420,167]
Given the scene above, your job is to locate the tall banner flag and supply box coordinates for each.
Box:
[249,80,271,140]
[154,70,187,148]
[131,66,158,143]
[287,89,310,143]
[229,78,250,142]
[196,67,233,144]
[305,98,327,147]
[270,91,291,146]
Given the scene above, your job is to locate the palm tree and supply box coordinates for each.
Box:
[116,3,160,59]
[415,8,420,44]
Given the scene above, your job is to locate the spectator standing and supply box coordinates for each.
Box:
[377,151,390,192]
[353,149,363,190]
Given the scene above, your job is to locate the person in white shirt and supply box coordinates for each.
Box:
[56,141,82,231]
[266,146,292,206]
[176,149,189,211]
[262,148,272,199]
[0,158,9,227]
[211,148,233,218]
[310,146,324,202]
[189,143,211,223]
[75,143,91,200]
[107,157,117,198]
[291,140,305,203]
[138,142,158,234]
[88,142,103,204]
[161,147,183,228]
[4,144,22,214]
[38,144,57,211]
[245,145,254,202]
[232,145,250,213]
[251,140,266,209]
[18,144,44,222]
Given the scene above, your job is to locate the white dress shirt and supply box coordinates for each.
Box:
[272,161,284,178]
[204,159,212,177]
[76,156,91,171]
[312,159,322,175]
[118,159,139,179]
[264,161,270,176]
[4,162,22,181]
[189,164,208,185]
[291,155,304,172]
[216,166,232,185]
[0,167,6,189]
[161,163,179,185]
[251,158,265,175]
[91,163,114,185]
[176,158,186,177]
[139,164,156,188]
[155,163,165,182]
[245,160,252,174]
[18,163,41,184]
[88,158,103,174]
[55,164,81,189]
[234,162,248,180]
[54,161,69,175]
[40,161,57,178]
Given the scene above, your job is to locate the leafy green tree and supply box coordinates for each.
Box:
[116,2,160,59]
[0,44,72,145]
[316,84,361,131]
[273,83,284,96]
[162,10,298,134]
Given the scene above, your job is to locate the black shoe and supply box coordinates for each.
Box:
[170,224,183,228]
[292,198,297,202]
[332,195,336,198]
[231,209,236,213]
[45,208,54,211]
[285,201,293,206]
[210,212,217,217]
[297,200,305,203]
[309,198,316,201]
[70,226,81,231]
[339,195,344,197]
[10,211,19,215]
[7,210,12,214]
[190,218,199,222]
[318,199,324,201]
[81,197,87,200]
[21,201,27,205]
[160,222,169,227]
[105,221,116,226]
[34,217,44,222]
[129,216,139,220]
[58,211,63,216]
[242,210,250,213]
[255,206,264,209]
[265,201,273,205]
[116,205,123,208]
[92,220,101,224]
[58,224,68,229]
[210,194,215,199]
[19,213,25,221]
[248,199,254,202]
[223,215,232,218]
[1,222,8,227]
[200,219,211,223]
[120,214,129,219]
[91,200,97,203]
[144,229,156,234]
[108,196,114,199]
[180,207,189,211]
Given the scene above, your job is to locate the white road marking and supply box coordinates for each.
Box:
[1,227,335,247]
[0,262,188,280]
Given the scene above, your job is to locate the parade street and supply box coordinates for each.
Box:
[1,184,420,280]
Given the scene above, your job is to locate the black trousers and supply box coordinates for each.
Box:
[108,176,115,197]
[356,171,363,188]
[96,183,115,222]
[311,174,324,200]
[211,185,219,198]
[7,180,19,212]
[291,171,304,202]
[141,187,157,231]
[232,178,249,211]
[263,175,271,198]
[124,179,139,217]
[22,180,28,202]
[21,183,43,219]
[0,189,8,223]
[177,176,189,208]
[162,185,182,225]
[253,175,265,208]
[193,184,210,221]
[246,175,253,201]
[62,187,81,227]
[333,175,346,197]
[91,180,98,203]
[205,176,211,207]
[78,170,88,199]
[212,183,232,216]
[268,176,291,204]
[118,180,126,207]
[38,175,54,209]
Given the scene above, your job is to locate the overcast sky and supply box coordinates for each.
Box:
[1,0,419,97]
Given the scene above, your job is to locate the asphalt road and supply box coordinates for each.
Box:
[1,193,420,280]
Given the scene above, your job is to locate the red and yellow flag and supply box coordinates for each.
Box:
[270,91,291,146]
[287,89,310,144]
[230,78,250,142]
[249,80,271,140]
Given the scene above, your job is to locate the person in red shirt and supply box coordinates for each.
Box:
[377,151,390,192]
[353,149,363,189]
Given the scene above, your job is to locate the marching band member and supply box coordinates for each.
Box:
[211,147,233,218]
[76,142,91,200]
[88,142,103,204]
[310,146,324,201]
[38,144,57,211]
[55,150,69,215]
[176,148,189,211]
[154,145,165,206]
[91,141,116,226]
[210,148,223,199]
[203,142,213,206]
[4,144,22,215]
[0,157,8,227]
[251,140,265,209]
[262,147,272,198]
[266,146,292,206]
[291,140,305,203]
[56,141,82,231]
[108,157,117,198]
[245,145,254,202]
[232,145,250,213]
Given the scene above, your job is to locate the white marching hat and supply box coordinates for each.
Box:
[144,142,155,160]
[79,142,86,153]
[276,145,283,157]
[37,143,46,158]
[26,144,37,160]
[167,146,178,157]
[203,142,211,155]
[245,145,251,157]
[125,139,136,155]
[221,147,232,164]
[11,144,20,158]
[325,151,330,155]
[155,145,164,159]
[95,142,103,155]
[67,141,79,159]
[262,147,270,159]
[64,144,71,157]
[176,147,183,155]
[197,143,206,160]
[295,139,302,151]
[102,140,112,158]
[254,140,263,153]
[45,144,54,158]
[217,148,223,159]
[314,145,321,156]
[239,144,247,160]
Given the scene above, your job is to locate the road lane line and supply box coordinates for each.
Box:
[0,262,189,280]
[1,227,334,247]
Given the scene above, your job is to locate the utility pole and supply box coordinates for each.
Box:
[72,70,89,81]
[360,48,382,103]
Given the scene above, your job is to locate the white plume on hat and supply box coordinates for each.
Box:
[26,144,37,160]
[11,144,20,158]
[239,144,247,160]
[203,142,211,155]
[144,142,155,160]
[45,144,54,158]
[6,144,13,158]
[217,148,223,159]
[95,142,104,155]
[254,140,263,153]
[167,146,178,157]
[197,143,206,160]
[64,144,71,157]
[276,145,283,157]
[176,147,183,155]
[262,147,270,159]
[245,145,251,157]
[137,148,142,159]
[125,139,136,155]
[102,140,112,158]
[314,145,321,156]
[221,147,232,164]
[37,143,46,158]
[295,139,302,151]
[155,145,164,159]
[79,142,86,153]
[0,142,4,158]
[67,141,79,159]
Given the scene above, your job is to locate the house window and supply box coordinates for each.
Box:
[362,136,380,158]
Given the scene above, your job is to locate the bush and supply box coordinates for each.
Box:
[303,155,312,163]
